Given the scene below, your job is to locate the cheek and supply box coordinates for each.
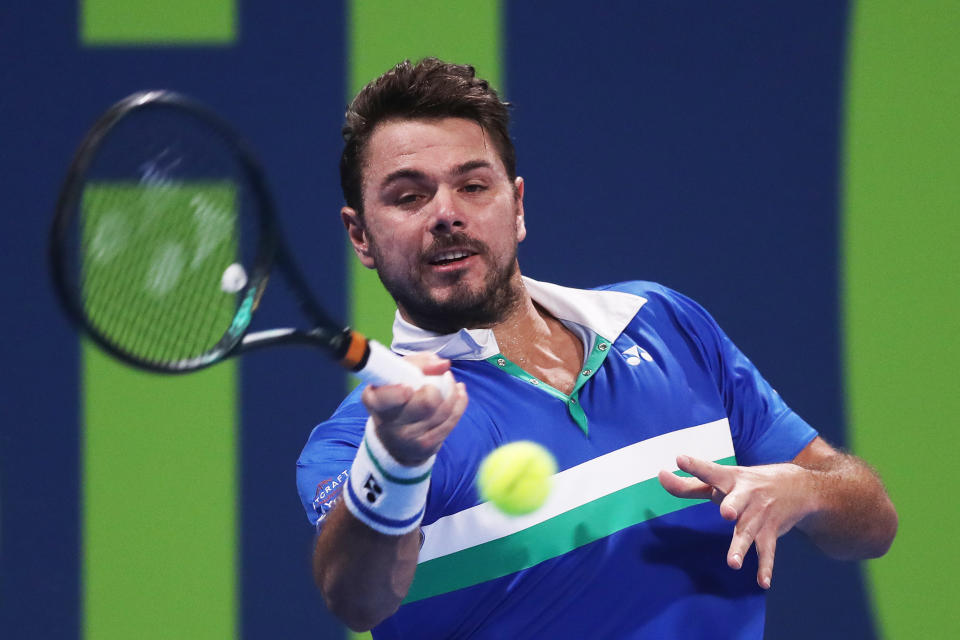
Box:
[368,215,417,251]
[377,228,421,268]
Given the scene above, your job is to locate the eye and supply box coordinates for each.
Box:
[462,183,487,194]
[395,193,422,206]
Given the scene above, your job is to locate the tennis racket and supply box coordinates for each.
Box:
[49,90,450,394]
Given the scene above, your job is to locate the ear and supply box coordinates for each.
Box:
[341,206,377,269]
[514,176,527,243]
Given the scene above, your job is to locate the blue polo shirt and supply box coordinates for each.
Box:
[297,278,817,639]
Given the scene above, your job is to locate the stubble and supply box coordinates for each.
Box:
[369,231,523,335]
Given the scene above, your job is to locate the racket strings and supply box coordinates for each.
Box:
[81,200,239,365]
[74,114,250,367]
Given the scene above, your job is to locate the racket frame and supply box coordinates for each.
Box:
[49,90,352,374]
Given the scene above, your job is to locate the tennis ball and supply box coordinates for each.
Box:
[477,441,557,516]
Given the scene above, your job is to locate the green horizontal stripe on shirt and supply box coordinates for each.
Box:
[405,455,736,603]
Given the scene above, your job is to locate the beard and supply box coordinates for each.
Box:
[369,231,523,335]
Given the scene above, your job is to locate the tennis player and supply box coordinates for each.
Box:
[297,58,897,638]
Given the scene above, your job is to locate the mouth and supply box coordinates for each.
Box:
[427,248,478,267]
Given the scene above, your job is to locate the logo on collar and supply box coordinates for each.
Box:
[622,345,654,366]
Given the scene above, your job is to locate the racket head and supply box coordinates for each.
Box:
[50,91,278,373]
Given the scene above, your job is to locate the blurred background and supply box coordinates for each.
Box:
[1,1,957,638]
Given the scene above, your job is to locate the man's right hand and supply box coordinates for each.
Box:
[361,352,468,466]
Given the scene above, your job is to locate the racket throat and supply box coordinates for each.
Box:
[240,326,351,355]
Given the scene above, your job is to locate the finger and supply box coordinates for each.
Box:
[415,382,469,450]
[726,511,761,571]
[388,377,466,443]
[755,531,777,589]
[412,378,464,428]
[710,486,727,507]
[450,381,469,419]
[404,351,452,376]
[373,382,468,464]
[364,378,447,428]
[718,490,749,522]
[657,470,714,500]
[398,377,457,423]
[362,382,415,416]
[676,455,736,493]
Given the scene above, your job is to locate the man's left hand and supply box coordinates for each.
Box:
[657,456,816,590]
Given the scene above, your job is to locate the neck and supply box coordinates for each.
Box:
[397,275,585,393]
[490,284,548,361]
[492,283,584,395]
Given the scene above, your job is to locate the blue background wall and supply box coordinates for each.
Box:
[3,2,955,638]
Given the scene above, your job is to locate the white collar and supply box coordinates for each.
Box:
[390,276,647,361]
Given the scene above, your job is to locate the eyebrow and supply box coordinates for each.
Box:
[451,160,494,176]
[379,168,427,189]
[379,160,495,190]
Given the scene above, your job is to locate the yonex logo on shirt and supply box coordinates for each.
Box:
[621,345,654,365]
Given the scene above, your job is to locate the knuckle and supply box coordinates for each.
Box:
[417,440,440,458]
[756,495,775,513]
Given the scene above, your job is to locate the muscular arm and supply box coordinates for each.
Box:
[313,504,421,631]
[659,436,897,588]
[791,436,898,560]
[312,354,467,631]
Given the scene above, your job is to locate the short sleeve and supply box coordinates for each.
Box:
[296,391,368,532]
[296,385,485,533]
[657,286,818,466]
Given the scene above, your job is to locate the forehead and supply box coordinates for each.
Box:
[363,117,506,180]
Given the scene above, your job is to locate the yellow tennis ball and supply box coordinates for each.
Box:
[477,441,557,516]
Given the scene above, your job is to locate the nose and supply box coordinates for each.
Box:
[429,186,464,235]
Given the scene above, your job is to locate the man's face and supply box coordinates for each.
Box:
[343,117,526,333]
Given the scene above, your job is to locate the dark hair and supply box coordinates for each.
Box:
[340,57,515,215]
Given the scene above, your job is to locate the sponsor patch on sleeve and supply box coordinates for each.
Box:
[312,470,349,531]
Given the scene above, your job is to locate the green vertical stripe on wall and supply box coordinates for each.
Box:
[81,0,236,45]
[843,1,960,637]
[346,0,502,348]
[83,347,237,639]
[346,4,502,636]
[80,182,238,638]
[77,0,240,633]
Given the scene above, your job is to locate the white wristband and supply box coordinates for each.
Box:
[344,418,435,536]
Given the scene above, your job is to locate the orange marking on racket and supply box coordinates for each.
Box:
[341,331,368,369]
